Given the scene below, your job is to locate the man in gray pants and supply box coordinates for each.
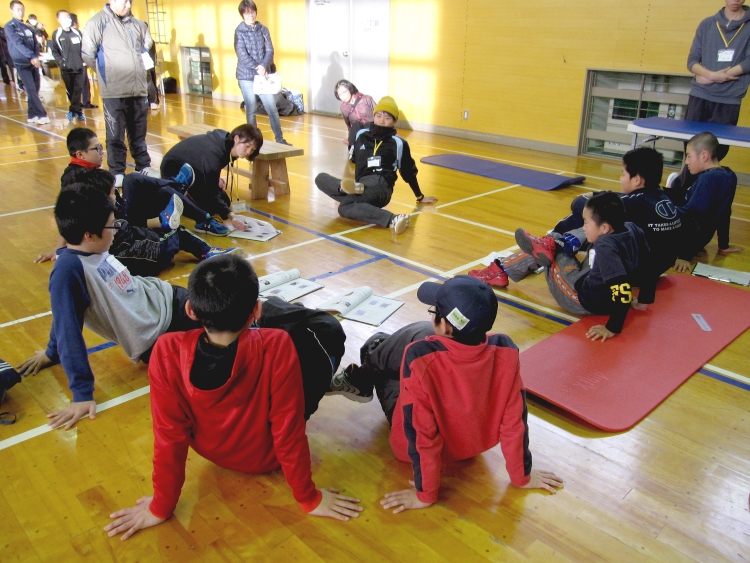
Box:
[82,0,155,179]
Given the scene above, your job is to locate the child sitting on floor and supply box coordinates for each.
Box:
[104,255,362,540]
[673,132,744,272]
[315,96,438,235]
[328,276,563,512]
[17,184,205,428]
[64,169,242,276]
[474,147,680,310]
[475,192,648,342]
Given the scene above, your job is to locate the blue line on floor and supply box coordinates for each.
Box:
[310,255,385,281]
[698,368,750,392]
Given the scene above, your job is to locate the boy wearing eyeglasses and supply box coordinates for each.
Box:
[18,185,205,429]
[328,276,563,513]
[36,128,240,275]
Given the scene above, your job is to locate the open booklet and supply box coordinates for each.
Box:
[317,286,404,326]
[692,263,750,286]
[227,216,281,242]
[258,269,323,301]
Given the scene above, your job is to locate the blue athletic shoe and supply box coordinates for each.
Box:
[76,112,86,122]
[66,111,74,122]
[205,246,245,259]
[194,218,230,236]
[171,163,195,191]
[159,195,184,230]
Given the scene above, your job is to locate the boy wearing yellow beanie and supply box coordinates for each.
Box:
[315,96,437,234]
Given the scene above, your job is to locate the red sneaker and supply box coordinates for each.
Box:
[468,262,509,288]
[515,229,556,267]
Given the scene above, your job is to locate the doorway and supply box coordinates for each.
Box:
[307,0,390,115]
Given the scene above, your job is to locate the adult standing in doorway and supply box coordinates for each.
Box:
[82,0,158,182]
[4,1,49,124]
[234,0,291,145]
[667,0,750,204]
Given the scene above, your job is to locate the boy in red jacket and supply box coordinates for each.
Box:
[330,276,563,513]
[104,255,362,540]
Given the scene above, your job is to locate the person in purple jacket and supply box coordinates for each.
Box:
[234,0,290,145]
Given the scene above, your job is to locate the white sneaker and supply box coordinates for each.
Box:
[390,214,410,235]
[136,166,161,178]
[27,116,38,124]
[340,178,364,194]
[666,172,679,189]
[150,103,160,110]
[36,116,50,125]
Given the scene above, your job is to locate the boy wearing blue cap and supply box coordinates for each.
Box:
[329,276,563,512]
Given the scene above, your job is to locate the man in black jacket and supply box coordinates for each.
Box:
[0,27,12,84]
[160,124,264,236]
[51,10,85,122]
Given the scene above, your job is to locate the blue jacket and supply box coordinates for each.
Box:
[4,18,39,66]
[234,21,274,81]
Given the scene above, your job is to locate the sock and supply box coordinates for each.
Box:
[558,233,581,254]
[492,259,507,272]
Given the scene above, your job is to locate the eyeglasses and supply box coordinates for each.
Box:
[83,144,104,154]
[428,306,439,316]
[103,223,122,231]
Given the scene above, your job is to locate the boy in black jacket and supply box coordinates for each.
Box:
[673,132,743,272]
[502,192,648,342]
[315,96,437,235]
[51,10,84,122]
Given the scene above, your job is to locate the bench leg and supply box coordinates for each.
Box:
[269,159,291,197]
[251,160,270,200]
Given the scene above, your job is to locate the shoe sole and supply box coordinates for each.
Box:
[325,389,374,403]
[168,196,184,230]
[393,215,410,235]
[184,163,196,189]
[194,227,230,237]
[340,178,364,195]
[515,228,551,267]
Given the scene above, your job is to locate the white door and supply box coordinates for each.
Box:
[307,0,390,115]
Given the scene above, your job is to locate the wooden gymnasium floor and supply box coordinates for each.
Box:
[0,85,749,563]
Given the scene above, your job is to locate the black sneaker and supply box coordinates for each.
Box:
[326,364,373,403]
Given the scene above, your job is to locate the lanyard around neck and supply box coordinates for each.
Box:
[717,20,745,48]
[373,141,383,155]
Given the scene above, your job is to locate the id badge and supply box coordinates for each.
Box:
[367,156,381,168]
[71,37,80,44]
[718,49,734,62]
[231,200,247,213]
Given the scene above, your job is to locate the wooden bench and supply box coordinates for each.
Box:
[166,123,304,200]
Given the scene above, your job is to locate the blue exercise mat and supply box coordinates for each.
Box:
[420,154,585,191]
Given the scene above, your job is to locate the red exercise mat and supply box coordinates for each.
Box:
[520,275,750,432]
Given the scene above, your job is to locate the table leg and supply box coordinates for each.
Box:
[251,160,270,200]
[268,159,290,196]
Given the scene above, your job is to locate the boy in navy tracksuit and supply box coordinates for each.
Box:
[4,1,48,123]
[315,96,437,235]
[50,10,85,122]
[673,132,743,272]
[328,276,563,512]
[486,192,648,342]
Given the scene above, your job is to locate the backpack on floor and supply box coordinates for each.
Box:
[284,88,304,113]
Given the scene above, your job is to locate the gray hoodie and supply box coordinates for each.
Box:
[81,4,153,98]
[687,7,750,105]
